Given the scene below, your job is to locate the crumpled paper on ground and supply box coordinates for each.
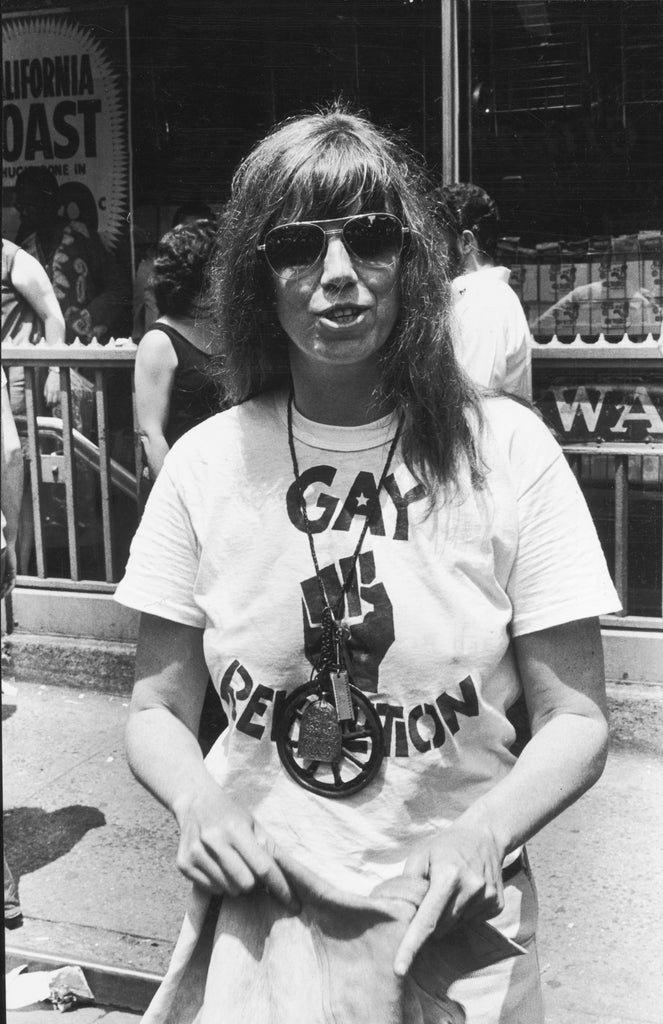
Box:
[6,963,95,1012]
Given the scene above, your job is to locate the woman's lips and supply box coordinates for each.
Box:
[319,306,367,326]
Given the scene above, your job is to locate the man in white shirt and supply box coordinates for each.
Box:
[436,184,532,402]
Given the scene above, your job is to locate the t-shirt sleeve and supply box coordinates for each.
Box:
[504,411,621,636]
[453,301,503,388]
[114,460,205,627]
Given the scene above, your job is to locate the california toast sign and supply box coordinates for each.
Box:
[538,381,663,443]
[2,8,130,252]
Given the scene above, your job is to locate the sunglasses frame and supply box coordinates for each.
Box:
[257,212,409,279]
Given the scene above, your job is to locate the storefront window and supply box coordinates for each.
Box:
[463,0,662,619]
[462,0,663,344]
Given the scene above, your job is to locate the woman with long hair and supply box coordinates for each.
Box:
[116,105,618,1022]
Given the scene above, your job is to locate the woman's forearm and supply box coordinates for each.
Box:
[126,705,218,822]
[43,308,66,347]
[394,707,608,974]
[140,431,170,480]
[461,710,608,858]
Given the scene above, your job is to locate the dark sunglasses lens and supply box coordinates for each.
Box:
[343,215,403,264]
[265,224,324,277]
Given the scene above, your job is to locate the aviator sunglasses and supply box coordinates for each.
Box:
[257,212,409,280]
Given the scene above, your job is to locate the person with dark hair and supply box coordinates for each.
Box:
[2,237,65,414]
[171,202,214,228]
[116,106,618,1022]
[14,167,130,345]
[131,203,216,341]
[134,219,220,482]
[435,183,532,401]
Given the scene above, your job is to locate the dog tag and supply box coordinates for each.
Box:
[331,669,354,722]
[297,698,342,762]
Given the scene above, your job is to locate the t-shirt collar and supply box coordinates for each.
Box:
[272,391,400,453]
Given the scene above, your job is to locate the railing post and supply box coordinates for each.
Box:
[613,454,629,611]
[59,368,81,581]
[131,369,146,515]
[23,366,47,577]
[94,368,115,581]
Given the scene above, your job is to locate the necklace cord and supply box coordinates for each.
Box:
[287,391,403,632]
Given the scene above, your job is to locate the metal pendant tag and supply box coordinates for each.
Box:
[330,669,354,722]
[297,698,342,762]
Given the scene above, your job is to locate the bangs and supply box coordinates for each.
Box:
[274,132,401,224]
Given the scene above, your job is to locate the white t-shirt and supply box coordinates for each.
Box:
[451,266,533,401]
[115,391,618,893]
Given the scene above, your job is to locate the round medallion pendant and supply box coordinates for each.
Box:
[276,680,385,798]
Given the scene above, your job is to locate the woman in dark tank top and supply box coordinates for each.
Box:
[135,218,226,751]
[135,219,220,481]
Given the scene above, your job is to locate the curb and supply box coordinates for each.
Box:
[5,947,161,1013]
[2,632,136,696]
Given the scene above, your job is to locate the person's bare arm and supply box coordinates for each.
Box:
[125,612,297,907]
[134,328,178,479]
[10,247,66,406]
[1,379,24,597]
[394,616,608,974]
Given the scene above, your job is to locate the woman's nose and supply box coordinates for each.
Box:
[320,235,358,288]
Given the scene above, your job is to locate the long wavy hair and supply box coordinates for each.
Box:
[207,103,483,497]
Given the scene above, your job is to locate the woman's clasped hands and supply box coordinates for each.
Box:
[394,817,506,977]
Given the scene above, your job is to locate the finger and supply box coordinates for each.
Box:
[394,884,456,977]
[193,822,267,897]
[206,844,262,896]
[177,848,242,896]
[238,826,300,910]
[461,875,504,923]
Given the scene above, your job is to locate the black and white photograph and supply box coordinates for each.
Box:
[2,2,662,1022]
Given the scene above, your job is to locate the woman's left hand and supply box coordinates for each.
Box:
[393,818,505,976]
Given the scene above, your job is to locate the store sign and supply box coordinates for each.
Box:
[2,7,130,253]
[537,382,663,443]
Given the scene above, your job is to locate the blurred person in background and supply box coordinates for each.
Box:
[2,366,24,927]
[134,217,225,753]
[14,167,130,346]
[2,237,66,416]
[2,238,66,572]
[132,202,215,341]
[435,183,532,402]
[134,218,221,484]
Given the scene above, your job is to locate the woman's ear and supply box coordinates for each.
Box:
[461,229,476,254]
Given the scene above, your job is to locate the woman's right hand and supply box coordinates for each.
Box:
[173,775,299,910]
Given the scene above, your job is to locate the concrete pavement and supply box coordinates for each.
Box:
[3,677,662,1022]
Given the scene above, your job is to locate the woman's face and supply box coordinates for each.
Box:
[271,214,401,377]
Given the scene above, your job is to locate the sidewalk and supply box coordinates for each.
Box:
[3,677,663,1022]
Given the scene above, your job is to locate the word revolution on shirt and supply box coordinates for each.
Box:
[220,661,480,760]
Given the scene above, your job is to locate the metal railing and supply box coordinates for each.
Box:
[3,339,661,624]
[563,443,663,623]
[2,338,142,592]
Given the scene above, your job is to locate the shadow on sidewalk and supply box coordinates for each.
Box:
[4,805,106,880]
